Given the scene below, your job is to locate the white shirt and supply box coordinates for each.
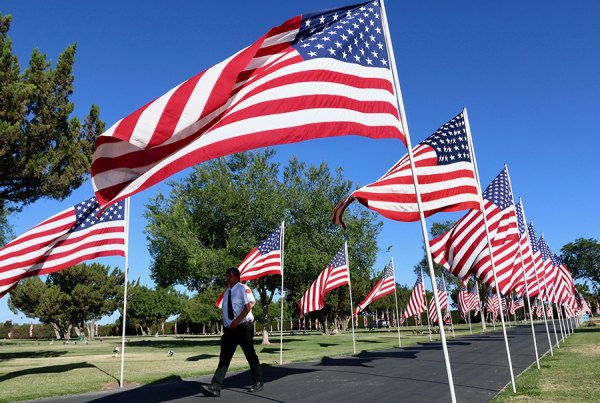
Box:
[222,282,255,327]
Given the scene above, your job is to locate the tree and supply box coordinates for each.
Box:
[561,238,600,294]
[8,263,123,339]
[0,14,104,216]
[127,286,185,336]
[179,288,223,334]
[145,149,382,343]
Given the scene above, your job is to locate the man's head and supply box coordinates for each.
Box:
[225,267,240,287]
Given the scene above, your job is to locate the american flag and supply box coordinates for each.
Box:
[457,280,470,314]
[527,222,548,299]
[215,224,282,308]
[332,111,480,227]
[574,291,591,314]
[238,225,283,281]
[430,167,519,295]
[534,298,543,318]
[355,260,395,315]
[458,278,480,315]
[91,1,404,209]
[402,271,427,319]
[539,234,558,303]
[509,296,524,315]
[427,277,448,324]
[510,200,540,298]
[0,198,126,297]
[485,289,507,319]
[299,246,350,317]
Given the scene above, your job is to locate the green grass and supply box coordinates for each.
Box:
[492,324,600,402]
[0,324,478,402]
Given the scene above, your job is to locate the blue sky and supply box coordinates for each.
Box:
[2,0,599,323]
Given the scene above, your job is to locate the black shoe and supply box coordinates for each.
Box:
[201,384,221,397]
[248,382,264,393]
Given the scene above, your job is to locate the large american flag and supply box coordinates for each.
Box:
[0,198,126,298]
[332,111,480,228]
[299,247,350,317]
[427,277,448,324]
[355,260,395,315]
[469,283,481,316]
[91,1,404,209]
[403,271,427,319]
[429,167,519,295]
[510,200,540,298]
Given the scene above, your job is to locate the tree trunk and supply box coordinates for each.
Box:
[261,311,271,345]
[51,323,61,339]
[202,323,206,334]
[73,326,81,337]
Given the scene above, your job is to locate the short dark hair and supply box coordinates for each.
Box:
[226,267,240,278]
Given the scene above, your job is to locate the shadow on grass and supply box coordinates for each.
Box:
[356,339,384,344]
[0,362,97,382]
[186,353,219,361]
[0,350,68,361]
[125,339,221,349]
[259,347,292,354]
[318,343,339,348]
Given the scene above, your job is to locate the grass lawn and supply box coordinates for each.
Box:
[0,324,477,402]
[492,324,600,402]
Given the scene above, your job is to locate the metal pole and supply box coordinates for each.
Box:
[380,2,456,400]
[475,280,486,333]
[464,111,516,393]
[279,222,285,365]
[442,275,455,338]
[119,197,131,388]
[345,242,357,355]
[392,257,402,347]
[422,267,433,341]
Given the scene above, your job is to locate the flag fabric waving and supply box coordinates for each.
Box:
[298,247,350,317]
[403,271,427,319]
[0,198,127,297]
[509,296,524,315]
[333,111,480,228]
[215,224,283,308]
[469,283,481,316]
[355,260,395,315]
[430,167,519,294]
[91,1,404,209]
[238,225,283,281]
[510,200,540,297]
[427,277,448,324]
[527,222,548,299]
[458,278,480,315]
[458,280,470,314]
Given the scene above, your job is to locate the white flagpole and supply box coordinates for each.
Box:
[475,280,486,333]
[379,2,456,400]
[468,309,472,334]
[119,197,131,388]
[421,267,433,341]
[345,241,357,355]
[442,275,455,338]
[464,110,516,393]
[279,222,285,365]
[391,257,402,347]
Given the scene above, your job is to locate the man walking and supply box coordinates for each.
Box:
[202,267,263,397]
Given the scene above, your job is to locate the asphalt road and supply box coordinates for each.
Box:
[35,321,567,402]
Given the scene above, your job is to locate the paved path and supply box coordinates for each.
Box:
[37,322,564,402]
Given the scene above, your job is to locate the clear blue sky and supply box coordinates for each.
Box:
[2,0,599,323]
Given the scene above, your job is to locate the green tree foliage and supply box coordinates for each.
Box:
[0,14,104,216]
[145,149,382,341]
[127,286,185,336]
[178,288,223,334]
[561,238,600,294]
[8,263,123,339]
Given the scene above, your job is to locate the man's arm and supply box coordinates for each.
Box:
[229,301,254,329]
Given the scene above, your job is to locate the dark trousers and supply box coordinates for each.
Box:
[211,322,262,387]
